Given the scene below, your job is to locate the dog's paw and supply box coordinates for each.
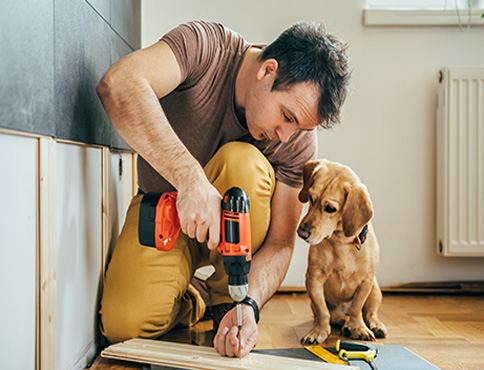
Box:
[342,323,376,341]
[300,325,331,344]
[368,321,387,338]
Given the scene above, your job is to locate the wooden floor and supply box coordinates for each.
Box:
[88,293,484,370]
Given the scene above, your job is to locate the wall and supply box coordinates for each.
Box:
[0,1,140,369]
[0,0,140,150]
[141,0,484,287]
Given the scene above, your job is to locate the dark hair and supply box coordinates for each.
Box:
[258,22,351,128]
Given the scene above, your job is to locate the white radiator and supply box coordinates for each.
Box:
[437,67,484,257]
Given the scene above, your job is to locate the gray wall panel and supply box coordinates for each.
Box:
[54,0,111,145]
[0,0,140,148]
[0,0,55,135]
[86,0,110,22]
[111,0,141,50]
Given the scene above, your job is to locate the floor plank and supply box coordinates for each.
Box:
[88,293,484,370]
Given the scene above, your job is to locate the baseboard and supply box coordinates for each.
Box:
[276,287,307,294]
[381,281,484,294]
[69,339,98,370]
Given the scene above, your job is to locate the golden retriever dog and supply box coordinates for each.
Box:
[297,159,387,344]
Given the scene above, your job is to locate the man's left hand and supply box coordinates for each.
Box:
[213,304,258,357]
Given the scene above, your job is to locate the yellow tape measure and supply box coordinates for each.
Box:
[304,345,348,365]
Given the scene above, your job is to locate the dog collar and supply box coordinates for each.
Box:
[351,225,368,250]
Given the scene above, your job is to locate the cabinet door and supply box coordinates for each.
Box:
[0,134,37,370]
[108,151,135,258]
[56,143,101,370]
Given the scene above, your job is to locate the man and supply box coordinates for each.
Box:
[97,20,350,357]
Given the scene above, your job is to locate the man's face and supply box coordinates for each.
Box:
[245,76,321,143]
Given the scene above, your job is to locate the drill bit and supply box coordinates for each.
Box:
[236,302,242,358]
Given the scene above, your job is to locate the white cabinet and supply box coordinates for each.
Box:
[0,132,136,370]
[56,143,102,370]
[0,133,38,370]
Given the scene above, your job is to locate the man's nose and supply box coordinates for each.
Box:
[276,124,296,143]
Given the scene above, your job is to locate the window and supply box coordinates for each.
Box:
[366,0,481,10]
[363,0,484,26]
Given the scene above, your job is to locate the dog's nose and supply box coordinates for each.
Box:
[297,226,311,240]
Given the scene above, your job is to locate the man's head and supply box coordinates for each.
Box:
[258,21,351,129]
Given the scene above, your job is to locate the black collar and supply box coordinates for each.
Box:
[351,225,368,250]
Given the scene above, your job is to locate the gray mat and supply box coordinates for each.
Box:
[150,345,441,370]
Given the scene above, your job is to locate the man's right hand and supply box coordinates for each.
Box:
[176,180,222,250]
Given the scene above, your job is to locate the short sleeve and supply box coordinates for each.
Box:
[161,21,243,88]
[273,130,318,188]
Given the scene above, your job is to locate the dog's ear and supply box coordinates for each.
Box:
[298,160,320,203]
[342,185,374,237]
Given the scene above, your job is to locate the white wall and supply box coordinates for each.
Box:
[141,0,484,286]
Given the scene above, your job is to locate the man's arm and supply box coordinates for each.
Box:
[214,181,304,357]
[248,181,303,307]
[96,41,221,249]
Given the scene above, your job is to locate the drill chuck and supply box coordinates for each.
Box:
[224,254,251,301]
[228,284,248,302]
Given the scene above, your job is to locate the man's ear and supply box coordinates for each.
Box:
[298,160,321,203]
[256,58,278,81]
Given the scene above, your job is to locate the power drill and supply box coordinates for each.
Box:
[138,186,252,303]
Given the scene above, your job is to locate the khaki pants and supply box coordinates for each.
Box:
[100,142,276,343]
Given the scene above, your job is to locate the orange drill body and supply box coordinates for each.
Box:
[138,187,252,302]
[218,188,251,302]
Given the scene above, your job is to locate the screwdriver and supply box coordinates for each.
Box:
[336,340,378,370]
[237,303,242,358]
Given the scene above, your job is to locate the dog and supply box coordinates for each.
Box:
[297,159,387,344]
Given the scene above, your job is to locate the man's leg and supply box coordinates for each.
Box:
[100,195,205,343]
[100,142,275,342]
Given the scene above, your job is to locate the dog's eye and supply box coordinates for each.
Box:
[309,195,315,204]
[324,205,336,213]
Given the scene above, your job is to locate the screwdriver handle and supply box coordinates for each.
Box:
[337,340,378,369]
[336,340,377,353]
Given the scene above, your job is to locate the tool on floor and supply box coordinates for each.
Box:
[138,187,252,358]
[304,345,348,365]
[336,340,378,370]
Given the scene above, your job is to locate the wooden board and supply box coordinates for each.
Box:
[101,339,357,370]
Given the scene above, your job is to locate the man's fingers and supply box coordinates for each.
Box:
[207,222,220,249]
[196,222,209,244]
[214,326,228,354]
[240,327,257,357]
[184,218,196,239]
[225,326,238,357]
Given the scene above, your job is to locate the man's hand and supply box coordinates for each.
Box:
[213,305,258,357]
[176,180,222,250]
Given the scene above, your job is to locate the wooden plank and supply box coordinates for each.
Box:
[101,147,111,281]
[101,339,357,370]
[39,136,57,370]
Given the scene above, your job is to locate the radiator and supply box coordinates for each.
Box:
[437,67,484,257]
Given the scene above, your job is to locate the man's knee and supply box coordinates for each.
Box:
[100,297,176,343]
[206,142,275,196]
[205,142,275,268]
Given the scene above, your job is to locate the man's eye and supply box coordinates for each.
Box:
[324,205,336,213]
[283,112,294,123]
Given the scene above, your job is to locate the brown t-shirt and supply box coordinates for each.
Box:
[137,21,317,193]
